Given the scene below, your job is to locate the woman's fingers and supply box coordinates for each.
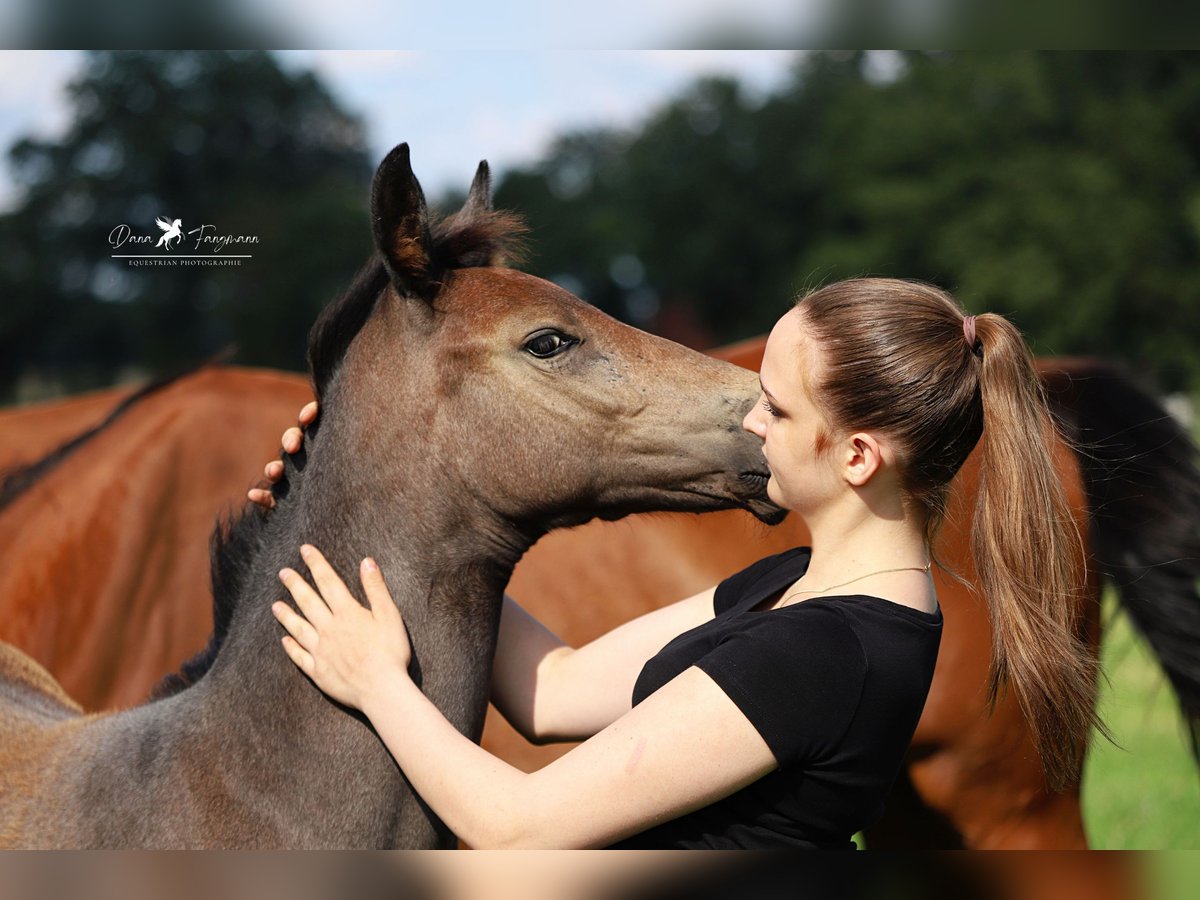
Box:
[299,401,319,428]
[248,460,284,509]
[360,557,397,619]
[300,544,357,613]
[272,601,320,651]
[279,566,332,626]
[247,488,276,509]
[282,426,303,455]
[280,635,315,677]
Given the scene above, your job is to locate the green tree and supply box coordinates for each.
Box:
[795,52,1200,387]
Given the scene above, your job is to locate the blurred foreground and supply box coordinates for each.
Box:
[0,852,1156,900]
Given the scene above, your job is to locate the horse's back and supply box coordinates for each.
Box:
[0,639,83,723]
[0,640,89,848]
[0,385,134,473]
[0,366,313,711]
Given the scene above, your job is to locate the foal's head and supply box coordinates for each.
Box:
[303,143,780,537]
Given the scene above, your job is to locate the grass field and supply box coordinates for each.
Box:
[1150,851,1200,900]
[1082,589,1200,849]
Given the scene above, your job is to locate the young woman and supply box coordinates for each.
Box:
[251,278,1098,849]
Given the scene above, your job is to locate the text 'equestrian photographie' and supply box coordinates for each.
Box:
[0,48,1196,897]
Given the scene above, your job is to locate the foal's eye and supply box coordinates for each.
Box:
[524,330,577,359]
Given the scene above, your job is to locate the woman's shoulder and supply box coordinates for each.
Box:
[739,598,865,655]
[713,547,812,615]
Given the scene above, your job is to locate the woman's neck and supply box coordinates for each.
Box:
[792,494,932,600]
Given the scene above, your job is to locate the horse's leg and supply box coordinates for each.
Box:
[860,763,963,848]
[910,752,1088,848]
[864,744,1088,849]
[972,853,1143,900]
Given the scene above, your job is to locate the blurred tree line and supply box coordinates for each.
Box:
[497,51,1200,392]
[3,51,1200,404]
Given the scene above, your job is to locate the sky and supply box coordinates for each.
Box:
[0,51,801,212]
[254,0,814,49]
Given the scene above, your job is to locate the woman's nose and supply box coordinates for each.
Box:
[743,401,766,438]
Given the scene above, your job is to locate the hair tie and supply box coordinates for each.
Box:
[963,315,982,358]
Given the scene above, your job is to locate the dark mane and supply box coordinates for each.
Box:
[151,206,527,701]
[150,507,265,700]
[0,360,223,514]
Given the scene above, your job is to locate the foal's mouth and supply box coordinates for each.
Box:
[739,470,787,525]
[740,470,770,491]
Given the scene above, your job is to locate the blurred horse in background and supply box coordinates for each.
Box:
[1,337,1197,851]
[0,367,312,709]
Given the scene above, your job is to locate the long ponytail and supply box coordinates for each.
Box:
[798,278,1104,791]
[971,315,1103,791]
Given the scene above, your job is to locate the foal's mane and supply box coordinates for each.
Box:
[152,208,526,700]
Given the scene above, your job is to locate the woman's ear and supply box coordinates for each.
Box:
[843,432,886,487]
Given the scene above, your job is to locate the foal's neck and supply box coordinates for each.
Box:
[188,406,529,847]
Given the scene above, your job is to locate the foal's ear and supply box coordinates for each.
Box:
[370,142,436,299]
[459,160,493,218]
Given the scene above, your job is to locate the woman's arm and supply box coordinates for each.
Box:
[274,546,775,849]
[491,587,716,745]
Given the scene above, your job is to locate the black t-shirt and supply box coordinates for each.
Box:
[609,547,942,849]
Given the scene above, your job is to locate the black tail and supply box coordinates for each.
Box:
[1042,359,1200,759]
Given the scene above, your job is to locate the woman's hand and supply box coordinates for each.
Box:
[272,543,411,711]
[248,400,319,510]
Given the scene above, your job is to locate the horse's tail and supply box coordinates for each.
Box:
[1042,359,1200,759]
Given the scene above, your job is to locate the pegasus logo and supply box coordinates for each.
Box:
[155,217,183,251]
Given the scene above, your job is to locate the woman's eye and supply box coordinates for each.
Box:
[761,398,780,418]
[524,331,576,359]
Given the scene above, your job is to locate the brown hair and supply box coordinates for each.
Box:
[796,277,1100,791]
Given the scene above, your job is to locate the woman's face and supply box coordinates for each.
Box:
[741,308,843,513]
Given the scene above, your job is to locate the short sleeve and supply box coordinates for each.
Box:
[694,605,867,765]
[712,548,811,615]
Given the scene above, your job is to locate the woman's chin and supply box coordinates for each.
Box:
[765,481,789,511]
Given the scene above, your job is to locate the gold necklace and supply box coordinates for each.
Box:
[781,562,932,603]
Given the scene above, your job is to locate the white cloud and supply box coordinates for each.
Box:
[304,50,420,75]
[243,0,821,49]
[0,51,81,212]
[0,51,79,129]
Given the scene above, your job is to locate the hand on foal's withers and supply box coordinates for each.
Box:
[247,400,319,511]
[272,544,412,712]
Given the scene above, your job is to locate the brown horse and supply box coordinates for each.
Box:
[0,144,779,848]
[0,366,313,710]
